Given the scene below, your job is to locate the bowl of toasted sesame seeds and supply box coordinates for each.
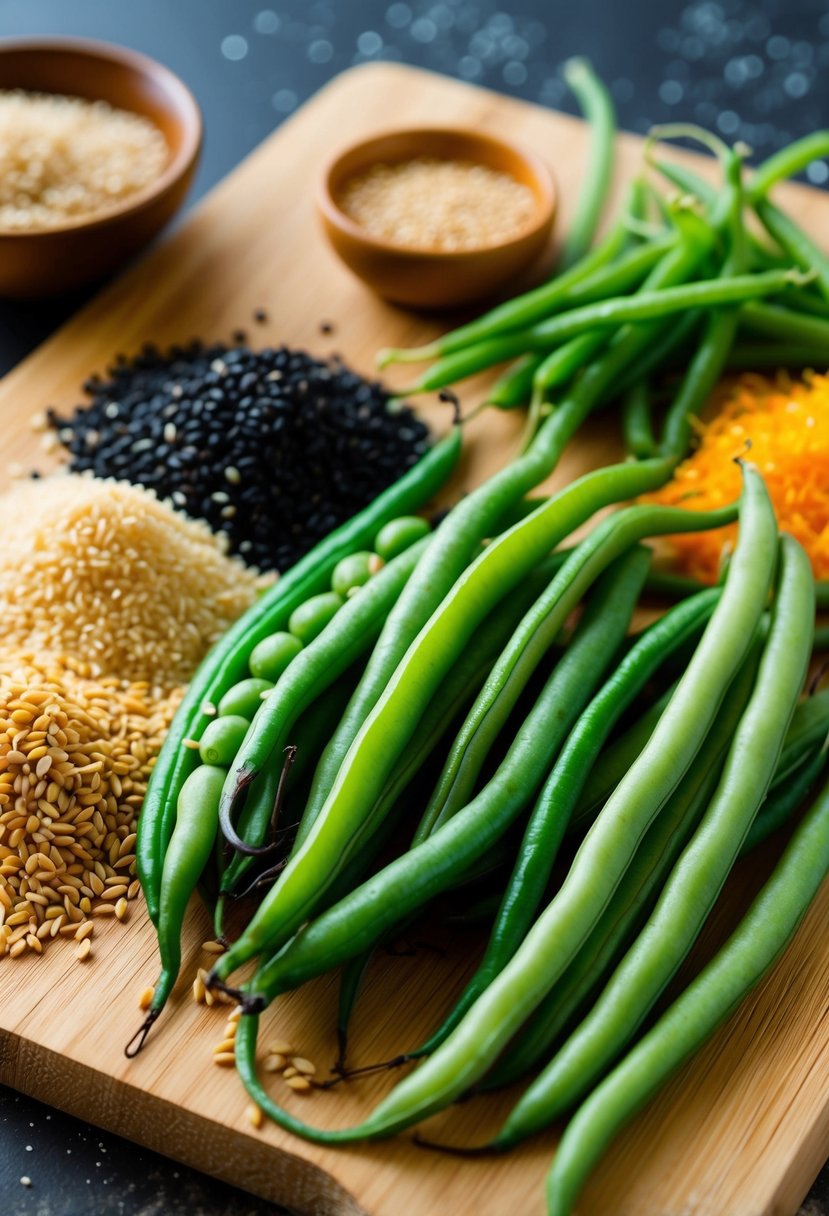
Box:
[0,37,202,297]
[318,126,556,309]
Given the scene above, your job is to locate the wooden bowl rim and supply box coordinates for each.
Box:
[0,35,203,239]
[318,124,556,263]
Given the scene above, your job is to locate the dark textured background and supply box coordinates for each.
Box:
[1,1,828,1212]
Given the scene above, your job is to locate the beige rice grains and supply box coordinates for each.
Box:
[0,648,182,959]
[0,475,264,690]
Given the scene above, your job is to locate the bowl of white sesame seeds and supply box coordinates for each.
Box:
[318,125,556,310]
[0,36,202,297]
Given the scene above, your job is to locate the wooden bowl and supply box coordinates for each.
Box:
[0,37,202,298]
[317,126,556,310]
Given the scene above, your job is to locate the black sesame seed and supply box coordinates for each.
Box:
[47,341,430,572]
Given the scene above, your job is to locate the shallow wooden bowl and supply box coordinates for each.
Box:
[0,37,202,298]
[317,125,556,310]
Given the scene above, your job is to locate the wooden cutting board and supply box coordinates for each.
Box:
[1,63,828,1216]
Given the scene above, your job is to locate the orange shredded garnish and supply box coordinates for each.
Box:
[643,370,829,584]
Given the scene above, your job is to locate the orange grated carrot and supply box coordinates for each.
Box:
[642,370,829,584]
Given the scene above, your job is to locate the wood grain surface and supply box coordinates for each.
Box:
[0,63,828,1216]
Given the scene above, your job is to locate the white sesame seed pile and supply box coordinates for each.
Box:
[0,648,182,959]
[0,475,264,692]
[0,89,168,232]
[339,157,536,251]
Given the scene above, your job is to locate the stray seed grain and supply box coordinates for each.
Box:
[284,1075,312,1092]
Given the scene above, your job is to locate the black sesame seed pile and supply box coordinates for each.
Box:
[47,341,430,572]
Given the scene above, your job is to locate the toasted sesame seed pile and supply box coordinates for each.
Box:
[46,341,430,572]
[0,475,264,691]
[0,649,182,959]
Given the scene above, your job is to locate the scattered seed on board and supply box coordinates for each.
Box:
[267,1039,293,1055]
[263,1055,286,1074]
[283,1066,298,1079]
[213,1052,236,1067]
[139,987,154,1011]
[202,939,225,954]
[213,1038,236,1055]
[284,1076,312,1093]
[75,938,91,962]
[290,1057,316,1076]
[246,1102,264,1130]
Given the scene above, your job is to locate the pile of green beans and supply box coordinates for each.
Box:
[379,120,829,468]
[127,68,829,1215]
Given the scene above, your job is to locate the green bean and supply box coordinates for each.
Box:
[621,381,655,458]
[545,769,829,1216]
[528,269,801,349]
[816,624,829,650]
[740,300,829,346]
[559,58,617,270]
[240,548,651,1013]
[749,131,829,199]
[742,745,828,853]
[135,427,461,927]
[485,644,759,1093]
[660,146,749,457]
[126,764,225,1055]
[642,569,707,600]
[754,197,829,303]
[495,538,813,1145]
[414,588,720,1058]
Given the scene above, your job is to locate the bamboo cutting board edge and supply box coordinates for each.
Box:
[0,62,828,1216]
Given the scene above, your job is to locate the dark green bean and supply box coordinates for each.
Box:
[621,381,656,458]
[742,746,828,853]
[754,197,829,304]
[740,300,829,346]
